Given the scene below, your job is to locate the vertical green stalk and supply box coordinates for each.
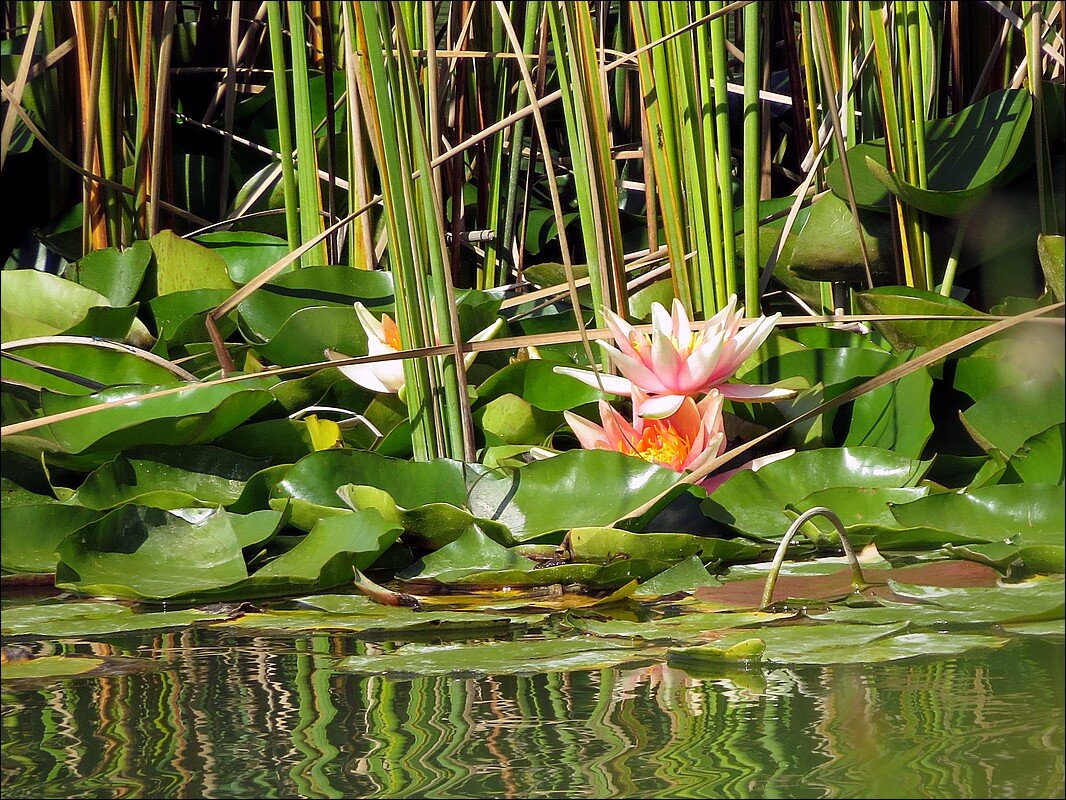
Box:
[288,0,329,265]
[708,0,737,303]
[742,0,761,315]
[631,3,692,311]
[547,0,627,324]
[266,2,301,253]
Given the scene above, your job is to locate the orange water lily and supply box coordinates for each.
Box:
[329,302,502,395]
[563,390,727,474]
[555,295,795,418]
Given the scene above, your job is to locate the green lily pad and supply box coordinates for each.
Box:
[337,483,515,549]
[337,638,653,676]
[1,602,233,638]
[149,288,235,350]
[961,377,1065,459]
[55,505,251,600]
[703,447,931,540]
[40,378,277,455]
[194,231,290,284]
[1037,234,1065,301]
[474,393,562,447]
[466,450,685,542]
[827,88,1032,215]
[475,359,602,412]
[1,655,102,681]
[1,270,150,346]
[66,241,152,306]
[225,595,537,637]
[686,625,1007,665]
[889,484,1065,546]
[273,449,488,530]
[62,446,268,510]
[855,287,990,350]
[1006,424,1064,485]
[566,610,789,644]
[632,556,721,598]
[568,527,708,564]
[238,265,393,343]
[0,338,187,395]
[146,230,236,295]
[1,479,101,574]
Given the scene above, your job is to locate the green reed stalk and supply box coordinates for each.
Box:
[546,1,627,323]
[498,2,543,284]
[631,4,692,311]
[742,0,760,315]
[353,1,470,461]
[707,1,737,303]
[266,2,301,253]
[287,1,328,266]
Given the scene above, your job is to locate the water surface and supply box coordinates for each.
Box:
[2,625,1063,798]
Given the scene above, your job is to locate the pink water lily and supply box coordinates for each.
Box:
[555,295,795,418]
[328,302,502,395]
[563,390,727,474]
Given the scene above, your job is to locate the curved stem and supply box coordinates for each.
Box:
[760,506,866,609]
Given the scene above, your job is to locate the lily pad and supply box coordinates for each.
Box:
[62,446,268,510]
[194,231,290,284]
[145,230,236,295]
[961,377,1065,459]
[889,484,1065,545]
[55,505,251,600]
[855,287,990,350]
[702,447,931,540]
[66,241,152,306]
[40,378,277,455]
[466,450,685,542]
[1,655,102,681]
[1,602,234,638]
[1,270,149,345]
[1,479,101,573]
[337,638,654,676]
[1037,234,1065,301]
[475,359,602,412]
[0,338,188,395]
[827,88,1032,215]
[632,556,721,598]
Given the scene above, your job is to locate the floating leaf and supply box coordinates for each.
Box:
[475,359,603,412]
[194,231,290,284]
[467,450,685,542]
[694,560,1002,610]
[146,230,236,295]
[1,655,102,681]
[1,602,233,638]
[827,88,1032,215]
[890,484,1065,546]
[632,556,721,598]
[855,287,990,350]
[62,446,268,510]
[40,378,277,455]
[66,241,152,306]
[55,506,251,600]
[961,377,1065,459]
[1,479,101,573]
[0,338,187,395]
[0,270,149,345]
[337,638,653,676]
[1037,234,1065,302]
[703,447,931,540]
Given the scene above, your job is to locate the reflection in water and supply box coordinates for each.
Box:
[2,628,1063,799]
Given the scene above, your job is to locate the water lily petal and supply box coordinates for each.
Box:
[354,302,387,342]
[552,365,634,396]
[718,383,797,402]
[636,393,686,420]
[600,341,671,393]
[603,308,643,359]
[563,409,611,451]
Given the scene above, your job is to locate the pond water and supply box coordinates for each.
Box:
[2,622,1063,799]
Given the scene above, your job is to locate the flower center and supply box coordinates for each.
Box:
[627,422,691,471]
